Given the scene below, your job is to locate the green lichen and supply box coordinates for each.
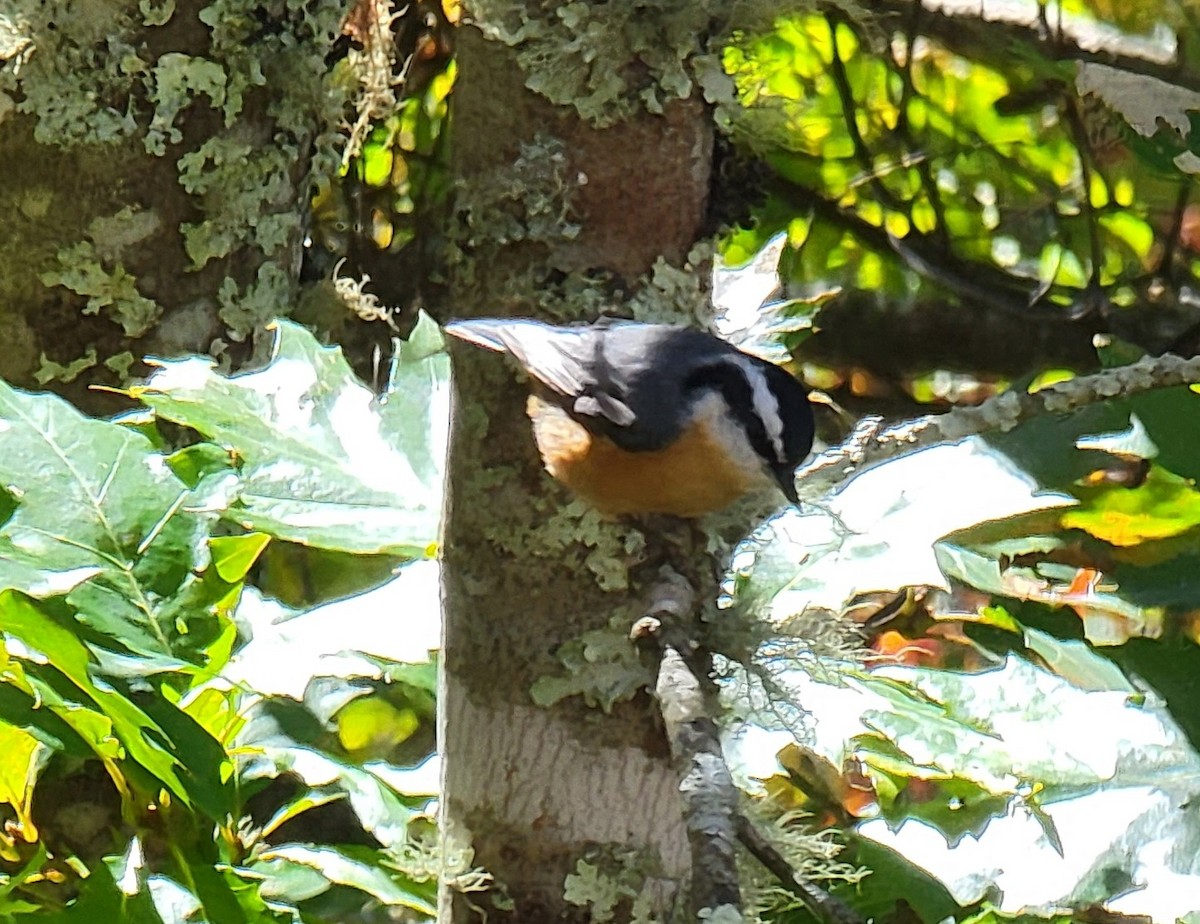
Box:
[529,612,651,711]
[486,497,645,592]
[452,130,715,327]
[217,262,292,342]
[564,504,647,591]
[139,0,175,27]
[470,0,716,126]
[18,187,53,220]
[454,134,581,266]
[692,51,742,130]
[34,348,98,385]
[505,244,717,331]
[738,806,866,921]
[450,132,596,322]
[178,136,296,269]
[200,0,347,174]
[145,53,230,155]
[5,0,350,349]
[629,242,717,327]
[1,0,143,146]
[562,847,665,923]
[89,205,163,261]
[39,241,162,337]
[104,350,137,379]
[698,905,743,923]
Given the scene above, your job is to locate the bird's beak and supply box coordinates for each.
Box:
[773,463,799,505]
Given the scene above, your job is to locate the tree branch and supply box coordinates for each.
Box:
[866,0,1200,93]
[735,814,864,924]
[634,573,742,919]
[824,11,907,216]
[796,352,1200,501]
[772,180,1083,322]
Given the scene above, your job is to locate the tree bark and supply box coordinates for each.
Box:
[439,19,715,922]
[0,0,344,410]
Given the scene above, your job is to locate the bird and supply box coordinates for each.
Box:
[444,317,815,517]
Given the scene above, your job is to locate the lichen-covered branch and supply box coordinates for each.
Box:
[797,352,1200,501]
[735,815,863,924]
[658,643,743,919]
[634,573,742,920]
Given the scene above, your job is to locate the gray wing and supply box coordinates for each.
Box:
[444,318,637,426]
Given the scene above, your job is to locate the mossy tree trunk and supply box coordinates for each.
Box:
[0,0,347,411]
[439,10,718,921]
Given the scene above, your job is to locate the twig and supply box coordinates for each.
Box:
[735,814,864,924]
[890,8,951,246]
[797,351,1200,502]
[869,0,1200,93]
[1061,95,1107,298]
[824,12,908,216]
[633,573,741,919]
[1158,181,1192,277]
[770,180,1079,322]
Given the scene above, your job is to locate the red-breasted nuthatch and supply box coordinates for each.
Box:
[445,318,815,517]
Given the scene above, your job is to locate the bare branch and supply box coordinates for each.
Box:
[797,352,1200,501]
[824,12,908,215]
[866,0,1200,93]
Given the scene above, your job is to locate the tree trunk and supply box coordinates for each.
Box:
[439,18,715,922]
[0,0,345,410]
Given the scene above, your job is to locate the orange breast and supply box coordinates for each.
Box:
[526,396,757,517]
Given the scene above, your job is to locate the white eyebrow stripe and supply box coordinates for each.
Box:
[731,356,786,462]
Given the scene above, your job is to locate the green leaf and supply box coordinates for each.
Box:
[260,789,348,840]
[0,591,231,817]
[850,658,1200,908]
[829,839,962,924]
[740,655,1200,913]
[853,731,1012,842]
[960,906,1076,924]
[0,841,50,915]
[136,689,237,819]
[360,137,393,188]
[163,442,237,488]
[244,745,417,848]
[1099,211,1155,261]
[1094,333,1147,369]
[133,320,447,556]
[179,686,245,746]
[0,381,214,661]
[1062,466,1200,546]
[734,439,1069,617]
[209,533,270,583]
[45,839,286,924]
[1074,413,1158,459]
[0,663,94,759]
[380,310,450,501]
[0,722,49,839]
[246,844,436,915]
[1022,628,1138,693]
[42,842,164,924]
[335,697,419,754]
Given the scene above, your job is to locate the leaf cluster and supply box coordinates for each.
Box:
[0,317,449,923]
[722,2,1200,383]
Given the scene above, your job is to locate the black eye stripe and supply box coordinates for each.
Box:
[684,364,776,466]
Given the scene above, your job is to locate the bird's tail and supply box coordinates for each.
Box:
[443,318,558,354]
[443,318,590,399]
